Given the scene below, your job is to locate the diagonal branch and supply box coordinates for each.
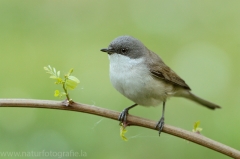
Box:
[0,99,239,158]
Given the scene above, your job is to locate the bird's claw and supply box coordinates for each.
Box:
[118,109,129,125]
[156,117,165,136]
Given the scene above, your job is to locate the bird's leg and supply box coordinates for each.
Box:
[118,103,138,125]
[156,102,166,136]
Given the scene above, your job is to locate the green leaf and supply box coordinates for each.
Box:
[53,67,56,74]
[192,121,203,134]
[65,79,78,90]
[54,90,66,98]
[50,75,58,79]
[65,75,80,90]
[43,67,48,71]
[66,68,74,76]
[57,71,60,77]
[68,76,80,83]
[44,65,60,77]
[44,65,63,84]
[120,123,128,141]
[44,65,80,101]
[54,90,60,97]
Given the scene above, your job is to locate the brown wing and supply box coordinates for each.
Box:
[146,49,191,90]
[150,66,191,90]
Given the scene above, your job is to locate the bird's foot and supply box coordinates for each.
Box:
[118,108,129,125]
[156,117,165,136]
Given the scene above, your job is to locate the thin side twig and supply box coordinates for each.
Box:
[0,99,239,158]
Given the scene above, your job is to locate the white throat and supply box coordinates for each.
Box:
[108,53,144,66]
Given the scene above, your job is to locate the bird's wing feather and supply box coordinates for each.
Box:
[146,49,191,90]
[150,66,191,90]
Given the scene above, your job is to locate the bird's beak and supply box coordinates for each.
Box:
[100,48,115,55]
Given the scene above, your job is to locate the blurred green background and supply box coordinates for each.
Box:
[0,0,239,158]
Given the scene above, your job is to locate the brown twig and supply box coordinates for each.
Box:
[0,99,239,158]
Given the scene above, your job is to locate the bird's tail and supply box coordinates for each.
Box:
[182,91,221,110]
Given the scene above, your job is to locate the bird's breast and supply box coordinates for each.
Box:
[109,54,172,106]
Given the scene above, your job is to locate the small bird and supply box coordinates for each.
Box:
[100,35,221,135]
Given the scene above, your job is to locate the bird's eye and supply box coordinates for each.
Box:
[121,48,128,54]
